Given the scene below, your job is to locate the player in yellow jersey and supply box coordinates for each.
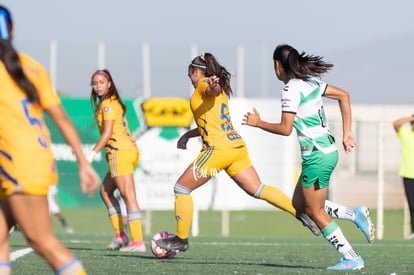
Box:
[156,52,319,252]
[88,69,146,252]
[393,114,414,240]
[0,5,99,275]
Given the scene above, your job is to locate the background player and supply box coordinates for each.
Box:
[88,69,146,252]
[48,185,74,234]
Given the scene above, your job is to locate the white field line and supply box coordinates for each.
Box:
[10,247,33,261]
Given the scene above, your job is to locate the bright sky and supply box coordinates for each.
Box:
[2,0,414,104]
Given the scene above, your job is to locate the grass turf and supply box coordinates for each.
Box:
[9,209,414,274]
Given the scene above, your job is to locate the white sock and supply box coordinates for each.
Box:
[323,222,358,260]
[325,200,355,222]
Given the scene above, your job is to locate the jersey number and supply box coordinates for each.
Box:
[21,98,48,148]
[318,106,328,128]
[220,103,233,131]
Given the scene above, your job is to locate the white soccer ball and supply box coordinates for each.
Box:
[151,231,177,259]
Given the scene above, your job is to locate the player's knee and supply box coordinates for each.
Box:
[174,182,192,195]
[253,184,265,198]
[26,234,57,255]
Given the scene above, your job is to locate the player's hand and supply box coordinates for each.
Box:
[78,162,100,197]
[343,131,356,153]
[242,107,261,127]
[208,75,219,88]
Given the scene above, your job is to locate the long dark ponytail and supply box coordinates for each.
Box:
[189,52,233,97]
[273,44,333,83]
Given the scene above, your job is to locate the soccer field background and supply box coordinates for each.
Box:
[10,209,414,274]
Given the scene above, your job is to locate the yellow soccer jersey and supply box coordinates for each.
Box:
[190,77,245,149]
[0,53,60,196]
[96,96,136,150]
[397,127,414,178]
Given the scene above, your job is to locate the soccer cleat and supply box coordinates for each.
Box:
[327,256,365,270]
[107,232,129,250]
[119,240,147,252]
[156,235,189,252]
[296,213,321,236]
[64,226,74,234]
[354,206,375,244]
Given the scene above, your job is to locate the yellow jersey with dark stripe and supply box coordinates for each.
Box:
[0,53,60,197]
[96,96,136,151]
[190,78,245,150]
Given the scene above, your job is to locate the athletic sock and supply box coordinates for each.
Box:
[255,184,296,216]
[107,205,123,234]
[175,193,193,239]
[325,200,355,221]
[321,221,358,260]
[127,210,144,242]
[55,257,86,275]
[0,262,11,275]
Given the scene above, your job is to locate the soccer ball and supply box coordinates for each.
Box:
[151,231,177,259]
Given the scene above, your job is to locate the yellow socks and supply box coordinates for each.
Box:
[108,205,123,234]
[256,184,296,216]
[175,193,193,239]
[56,257,86,275]
[127,211,144,241]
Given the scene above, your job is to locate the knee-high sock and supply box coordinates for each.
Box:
[325,200,355,221]
[107,205,123,234]
[127,210,144,242]
[255,184,295,216]
[175,193,193,239]
[0,262,11,275]
[55,257,86,275]
[321,221,358,260]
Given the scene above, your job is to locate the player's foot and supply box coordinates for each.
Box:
[409,233,414,240]
[107,232,129,250]
[296,213,321,236]
[64,226,74,234]
[327,256,364,270]
[354,206,375,244]
[156,235,189,252]
[120,240,146,252]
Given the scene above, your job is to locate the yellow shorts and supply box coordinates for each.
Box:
[106,146,139,177]
[193,145,252,177]
[0,151,57,199]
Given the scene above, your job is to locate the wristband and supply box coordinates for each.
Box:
[86,151,97,163]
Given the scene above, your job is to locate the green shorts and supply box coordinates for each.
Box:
[299,149,338,189]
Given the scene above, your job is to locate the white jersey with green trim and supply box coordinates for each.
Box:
[281,77,338,156]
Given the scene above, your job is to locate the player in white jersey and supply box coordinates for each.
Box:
[47,185,74,234]
[243,44,374,271]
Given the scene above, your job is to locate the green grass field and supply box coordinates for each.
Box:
[9,209,414,274]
